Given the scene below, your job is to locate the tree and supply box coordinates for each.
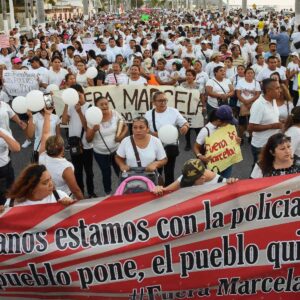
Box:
[131,0,144,8]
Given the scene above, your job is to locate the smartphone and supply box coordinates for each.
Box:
[43,93,54,109]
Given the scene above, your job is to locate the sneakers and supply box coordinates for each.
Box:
[22,140,32,148]
[88,193,97,199]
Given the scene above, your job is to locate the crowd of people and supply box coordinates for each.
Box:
[0,6,300,207]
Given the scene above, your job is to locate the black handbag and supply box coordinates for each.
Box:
[31,140,41,163]
[68,128,84,157]
[294,41,300,50]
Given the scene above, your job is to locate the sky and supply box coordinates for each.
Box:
[228,0,294,9]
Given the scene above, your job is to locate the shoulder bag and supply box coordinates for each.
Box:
[213,79,230,106]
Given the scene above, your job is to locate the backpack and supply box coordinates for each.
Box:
[114,176,155,196]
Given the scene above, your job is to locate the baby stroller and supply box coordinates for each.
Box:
[114,167,158,195]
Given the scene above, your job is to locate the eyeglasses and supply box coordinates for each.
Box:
[155,99,168,103]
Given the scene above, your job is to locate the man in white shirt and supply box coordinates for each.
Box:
[105,63,129,85]
[106,38,123,63]
[256,56,287,84]
[248,78,283,164]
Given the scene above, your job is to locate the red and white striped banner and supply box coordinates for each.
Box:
[1,174,300,299]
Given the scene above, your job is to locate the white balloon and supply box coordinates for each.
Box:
[12,96,28,114]
[61,88,79,106]
[85,106,103,125]
[158,124,178,144]
[46,84,59,93]
[26,90,45,112]
[86,67,98,79]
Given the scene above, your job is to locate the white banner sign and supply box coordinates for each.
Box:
[53,85,203,128]
[3,70,39,97]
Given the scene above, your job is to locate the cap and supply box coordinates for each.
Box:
[163,50,172,58]
[201,40,209,44]
[180,159,206,188]
[13,57,22,64]
[143,57,152,67]
[216,105,238,125]
[290,52,299,59]
[211,51,221,60]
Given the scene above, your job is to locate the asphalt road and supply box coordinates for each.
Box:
[10,122,253,198]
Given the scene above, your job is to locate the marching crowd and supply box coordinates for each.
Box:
[0,6,300,207]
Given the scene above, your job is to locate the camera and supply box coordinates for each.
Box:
[43,93,54,109]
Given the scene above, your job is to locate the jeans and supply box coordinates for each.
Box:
[94,151,120,194]
[71,148,94,196]
[0,161,15,205]
[251,145,262,165]
[206,103,217,117]
[185,128,200,147]
[219,166,233,179]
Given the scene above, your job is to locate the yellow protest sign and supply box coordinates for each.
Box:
[205,125,243,172]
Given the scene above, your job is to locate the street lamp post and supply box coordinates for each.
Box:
[8,0,15,28]
[1,0,8,34]
[218,0,222,12]
[296,0,300,30]
[242,0,247,15]
[25,0,30,30]
[36,0,46,27]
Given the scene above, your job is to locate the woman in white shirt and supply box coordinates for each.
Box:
[127,65,147,85]
[4,164,74,207]
[26,109,61,157]
[76,59,94,88]
[0,128,20,205]
[284,106,300,166]
[38,108,83,200]
[286,53,300,106]
[270,72,293,123]
[236,67,261,138]
[145,91,189,186]
[47,56,68,88]
[205,66,234,115]
[86,97,128,195]
[115,117,167,172]
[0,101,27,133]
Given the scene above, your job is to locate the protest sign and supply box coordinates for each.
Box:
[3,70,39,96]
[205,124,243,172]
[53,85,203,128]
[0,35,10,48]
[0,174,300,299]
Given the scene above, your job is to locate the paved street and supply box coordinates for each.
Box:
[10,122,253,198]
